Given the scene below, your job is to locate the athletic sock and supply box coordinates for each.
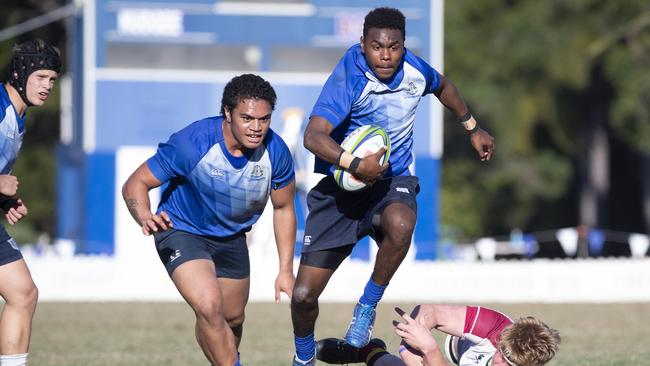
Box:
[294,333,315,362]
[358,278,388,308]
[0,353,28,366]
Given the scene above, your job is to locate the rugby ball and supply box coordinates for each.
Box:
[333,125,390,191]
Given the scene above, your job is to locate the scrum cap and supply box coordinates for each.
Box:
[8,39,62,106]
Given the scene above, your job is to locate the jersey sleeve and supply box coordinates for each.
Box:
[404,50,441,95]
[310,48,367,128]
[0,93,8,121]
[147,122,208,183]
[267,130,295,190]
[464,306,513,346]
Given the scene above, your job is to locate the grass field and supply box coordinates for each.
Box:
[29,302,650,365]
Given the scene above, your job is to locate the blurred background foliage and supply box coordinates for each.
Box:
[441,0,650,242]
[0,0,648,244]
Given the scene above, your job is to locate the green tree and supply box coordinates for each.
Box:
[441,0,650,241]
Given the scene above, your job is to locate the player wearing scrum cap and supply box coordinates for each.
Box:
[0,38,62,366]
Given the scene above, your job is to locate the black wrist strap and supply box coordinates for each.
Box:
[349,157,361,173]
[468,123,480,134]
[458,111,472,123]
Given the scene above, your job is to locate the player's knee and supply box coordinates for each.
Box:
[26,284,38,309]
[291,284,318,309]
[7,283,38,311]
[225,310,245,329]
[383,210,415,245]
[192,296,225,323]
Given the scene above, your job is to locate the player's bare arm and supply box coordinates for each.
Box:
[304,116,387,184]
[433,75,469,118]
[303,116,341,164]
[270,179,297,303]
[122,162,173,235]
[434,75,495,161]
[0,175,19,197]
[410,304,466,336]
[394,308,448,366]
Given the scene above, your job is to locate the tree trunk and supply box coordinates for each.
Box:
[642,153,650,234]
[579,66,611,257]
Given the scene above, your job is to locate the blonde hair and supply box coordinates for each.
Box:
[498,317,561,366]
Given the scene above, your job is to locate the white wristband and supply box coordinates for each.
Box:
[338,151,356,169]
[461,116,478,131]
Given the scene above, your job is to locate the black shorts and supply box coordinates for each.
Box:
[301,175,419,259]
[0,237,22,266]
[153,229,250,279]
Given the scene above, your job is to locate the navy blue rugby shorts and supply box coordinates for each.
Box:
[153,228,250,279]
[0,224,21,266]
[301,175,419,255]
[0,237,23,266]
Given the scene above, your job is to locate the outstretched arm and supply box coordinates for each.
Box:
[270,180,297,303]
[394,308,449,366]
[409,304,467,336]
[121,162,173,235]
[434,75,495,161]
[304,116,387,185]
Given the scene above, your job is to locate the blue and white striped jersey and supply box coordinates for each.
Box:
[147,116,294,238]
[311,44,441,177]
[0,85,26,175]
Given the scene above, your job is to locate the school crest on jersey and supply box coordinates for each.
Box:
[249,164,265,179]
[407,81,419,96]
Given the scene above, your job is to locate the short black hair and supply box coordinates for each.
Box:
[363,7,406,40]
[220,74,277,116]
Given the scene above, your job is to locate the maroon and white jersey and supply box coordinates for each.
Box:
[444,306,513,366]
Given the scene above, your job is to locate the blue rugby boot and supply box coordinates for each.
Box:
[344,302,376,348]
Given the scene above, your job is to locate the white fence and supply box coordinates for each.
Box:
[22,145,650,303]
[25,247,650,303]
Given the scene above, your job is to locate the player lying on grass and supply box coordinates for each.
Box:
[316,304,560,366]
